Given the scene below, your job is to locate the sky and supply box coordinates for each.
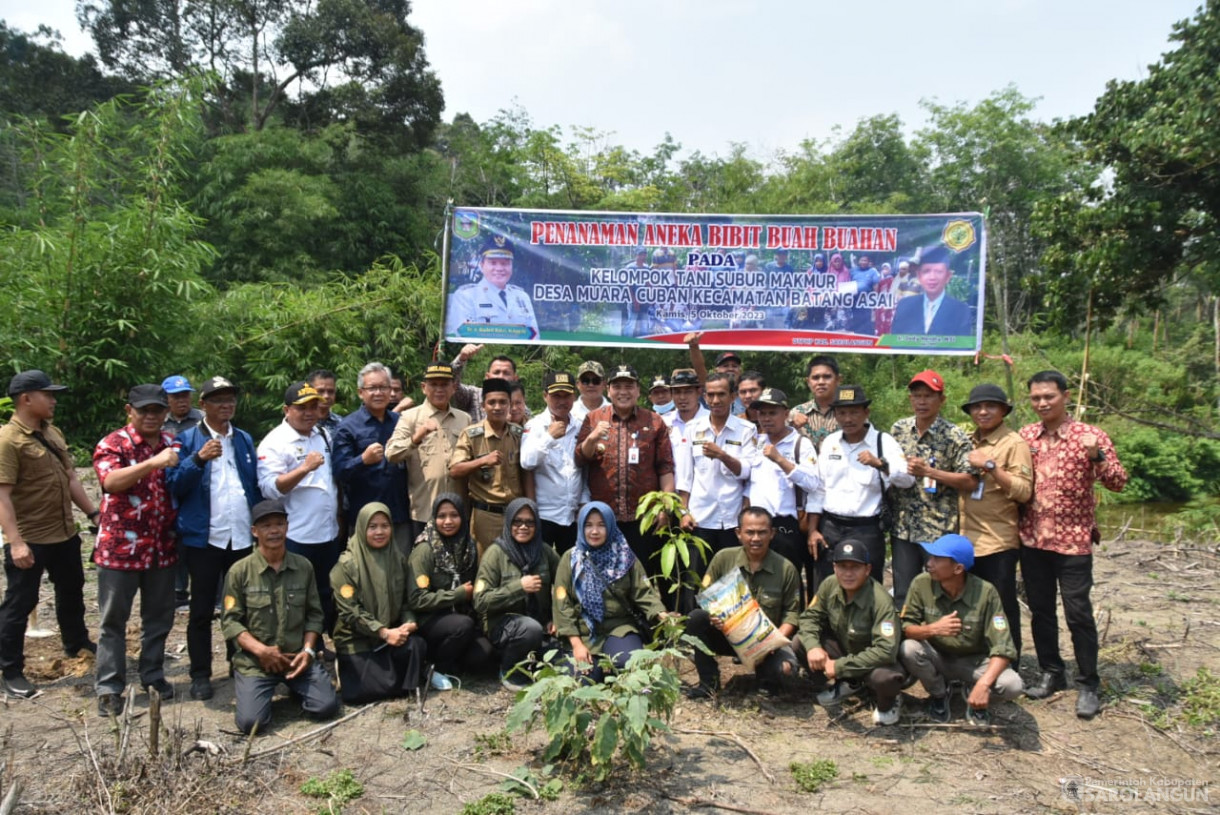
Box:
[2,0,1203,160]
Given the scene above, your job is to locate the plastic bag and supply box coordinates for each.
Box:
[696,569,789,669]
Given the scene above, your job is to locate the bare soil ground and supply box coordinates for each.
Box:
[2,499,1217,814]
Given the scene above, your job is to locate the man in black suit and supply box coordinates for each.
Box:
[889,246,973,336]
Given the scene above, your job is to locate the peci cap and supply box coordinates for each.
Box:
[669,368,699,388]
[830,384,871,408]
[8,370,68,396]
[423,363,455,380]
[920,533,975,570]
[479,234,514,259]
[200,376,239,400]
[482,378,512,396]
[832,539,870,565]
[915,244,952,266]
[908,370,945,393]
[251,498,289,523]
[608,364,638,383]
[961,383,1013,416]
[751,387,789,410]
[577,361,605,380]
[161,375,194,394]
[714,352,742,367]
[284,382,323,406]
[128,384,169,409]
[544,371,577,394]
[648,375,670,392]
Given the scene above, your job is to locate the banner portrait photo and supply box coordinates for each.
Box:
[443,208,986,355]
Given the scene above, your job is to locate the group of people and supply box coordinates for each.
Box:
[0,340,1124,732]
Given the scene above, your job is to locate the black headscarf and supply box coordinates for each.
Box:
[419,493,478,585]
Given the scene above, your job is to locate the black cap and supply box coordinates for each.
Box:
[423,363,455,380]
[128,384,169,409]
[8,370,68,396]
[284,381,323,406]
[608,364,638,383]
[482,378,512,396]
[670,368,699,388]
[251,498,288,523]
[714,352,742,366]
[832,539,870,565]
[830,384,871,408]
[480,234,514,259]
[961,383,1013,416]
[648,375,670,392]
[544,371,577,394]
[751,387,789,410]
[200,376,239,400]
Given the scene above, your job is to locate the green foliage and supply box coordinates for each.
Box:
[460,792,516,815]
[505,646,683,782]
[401,729,427,751]
[1108,427,1220,503]
[637,491,711,606]
[1179,668,1220,729]
[790,759,839,793]
[300,769,364,812]
[472,731,513,761]
[496,766,562,801]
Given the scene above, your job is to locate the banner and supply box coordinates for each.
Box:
[443,207,986,355]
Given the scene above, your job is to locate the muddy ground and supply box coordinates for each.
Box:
[1,503,1217,814]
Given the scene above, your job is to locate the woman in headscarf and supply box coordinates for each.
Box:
[473,498,560,691]
[553,502,667,681]
[407,494,493,690]
[329,502,428,704]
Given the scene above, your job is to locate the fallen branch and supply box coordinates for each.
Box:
[659,791,773,814]
[236,704,372,763]
[0,779,22,815]
[446,760,538,799]
[672,728,775,784]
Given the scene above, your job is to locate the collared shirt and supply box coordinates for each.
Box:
[203,420,253,550]
[798,576,900,679]
[162,408,204,438]
[256,420,340,544]
[746,429,820,518]
[1019,418,1127,555]
[889,415,976,542]
[789,399,837,451]
[701,546,800,630]
[333,405,408,525]
[93,424,177,570]
[385,401,471,523]
[674,413,756,529]
[962,424,1033,556]
[808,427,913,517]
[446,281,540,340]
[221,548,323,677]
[449,420,526,507]
[0,417,76,543]
[901,573,1016,660]
[571,396,610,426]
[553,555,666,649]
[520,409,583,526]
[924,292,945,332]
[575,405,675,523]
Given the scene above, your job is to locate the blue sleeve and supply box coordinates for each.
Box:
[167,428,206,498]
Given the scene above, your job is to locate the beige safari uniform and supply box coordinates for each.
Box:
[449,420,527,558]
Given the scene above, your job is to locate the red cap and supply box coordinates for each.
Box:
[908,370,945,392]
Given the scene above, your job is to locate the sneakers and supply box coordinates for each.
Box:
[189,677,214,701]
[98,693,125,717]
[143,678,175,701]
[816,680,863,707]
[925,694,950,723]
[430,671,456,692]
[872,698,901,726]
[499,671,530,693]
[1,674,37,699]
[965,705,991,727]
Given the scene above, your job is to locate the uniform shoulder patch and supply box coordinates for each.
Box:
[992,614,1008,631]
[223,595,236,611]
[475,579,487,593]
[880,620,895,638]
[509,425,523,438]
[701,574,711,588]
[467,425,485,438]
[555,586,567,600]
[416,574,430,589]
[808,594,818,608]
[339,584,355,599]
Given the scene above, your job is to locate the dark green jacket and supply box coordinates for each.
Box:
[799,576,900,679]
[473,542,560,634]
[553,556,666,650]
[222,548,322,677]
[330,553,416,655]
[900,572,1017,659]
[701,547,801,630]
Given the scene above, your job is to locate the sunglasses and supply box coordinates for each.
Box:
[510,519,537,529]
[580,377,602,385]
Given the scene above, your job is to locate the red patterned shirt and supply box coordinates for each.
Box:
[1018,418,1127,556]
[92,424,177,571]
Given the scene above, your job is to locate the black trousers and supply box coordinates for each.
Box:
[817,515,885,586]
[620,519,678,606]
[541,519,577,555]
[286,537,343,636]
[769,515,815,605]
[0,535,90,676]
[971,549,1022,656]
[418,611,493,675]
[184,544,247,679]
[1020,546,1097,688]
[336,638,428,704]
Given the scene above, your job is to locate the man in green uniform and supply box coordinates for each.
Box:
[899,534,1023,725]
[686,507,801,699]
[449,379,533,559]
[799,540,905,725]
[221,499,339,734]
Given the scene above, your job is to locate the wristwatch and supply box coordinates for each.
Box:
[984,460,997,472]
[1089,449,1106,463]
[302,645,318,660]
[876,457,889,474]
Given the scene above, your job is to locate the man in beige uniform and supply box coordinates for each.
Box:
[449,379,534,558]
[386,363,471,544]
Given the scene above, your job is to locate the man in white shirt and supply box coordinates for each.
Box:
[663,368,709,440]
[806,385,914,585]
[745,388,820,602]
[520,372,583,553]
[571,361,610,426]
[256,382,342,632]
[167,376,261,701]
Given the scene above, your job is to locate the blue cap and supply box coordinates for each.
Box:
[919,534,975,570]
[161,375,194,394]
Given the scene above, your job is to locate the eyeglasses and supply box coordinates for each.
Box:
[510,519,537,529]
[361,386,390,393]
[134,405,169,415]
[579,377,602,385]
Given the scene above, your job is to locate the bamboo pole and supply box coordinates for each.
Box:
[1076,287,1094,421]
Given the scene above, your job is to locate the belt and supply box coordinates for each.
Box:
[471,500,507,514]
[822,511,881,528]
